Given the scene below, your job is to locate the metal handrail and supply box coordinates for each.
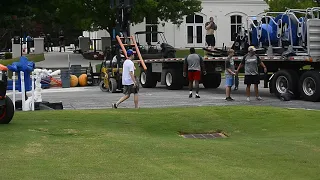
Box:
[238,24,246,40]
[310,7,320,18]
[276,19,283,39]
[246,16,259,45]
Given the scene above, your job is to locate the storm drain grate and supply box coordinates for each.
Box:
[180,133,227,139]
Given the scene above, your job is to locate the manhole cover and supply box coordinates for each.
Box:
[179,132,227,139]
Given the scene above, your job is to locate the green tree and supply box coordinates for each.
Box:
[84,0,202,33]
[0,0,202,45]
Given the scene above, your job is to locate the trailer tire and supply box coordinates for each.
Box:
[203,72,221,89]
[165,69,183,90]
[299,71,320,102]
[109,78,117,93]
[0,96,15,124]
[271,70,299,99]
[140,70,157,88]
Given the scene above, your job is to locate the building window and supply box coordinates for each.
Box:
[186,14,203,24]
[186,14,204,45]
[230,15,242,41]
[146,17,158,43]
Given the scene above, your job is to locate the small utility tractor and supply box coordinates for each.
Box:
[0,64,15,124]
[99,52,125,93]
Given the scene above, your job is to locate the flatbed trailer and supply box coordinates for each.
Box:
[137,54,320,101]
[136,10,320,102]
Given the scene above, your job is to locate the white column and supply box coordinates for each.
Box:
[31,73,35,111]
[20,71,26,111]
[11,39,21,58]
[79,37,90,52]
[12,72,16,110]
[34,38,44,54]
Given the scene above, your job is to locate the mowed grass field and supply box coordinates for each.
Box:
[1,106,320,180]
[0,53,45,66]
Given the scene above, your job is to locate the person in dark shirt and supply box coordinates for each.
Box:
[26,34,33,54]
[59,30,65,52]
[46,34,53,52]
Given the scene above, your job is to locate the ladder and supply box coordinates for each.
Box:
[115,35,147,71]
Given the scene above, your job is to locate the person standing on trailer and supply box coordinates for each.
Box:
[225,49,237,101]
[205,17,217,50]
[236,46,267,102]
[183,48,206,98]
[112,49,139,108]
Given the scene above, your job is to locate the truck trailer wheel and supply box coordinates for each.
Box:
[165,69,183,90]
[109,78,117,93]
[271,70,299,99]
[140,70,157,88]
[299,71,320,102]
[203,72,221,89]
[0,96,15,124]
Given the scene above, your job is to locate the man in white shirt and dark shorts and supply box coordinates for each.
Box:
[112,49,139,108]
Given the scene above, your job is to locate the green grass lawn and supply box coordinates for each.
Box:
[0,53,45,66]
[0,106,319,180]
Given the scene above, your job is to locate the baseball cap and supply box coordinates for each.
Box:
[248,46,256,51]
[126,49,134,56]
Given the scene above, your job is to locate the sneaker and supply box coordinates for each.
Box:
[195,94,200,98]
[112,103,117,109]
[246,97,250,102]
[234,87,238,91]
[189,93,192,98]
[256,96,263,101]
[226,97,234,101]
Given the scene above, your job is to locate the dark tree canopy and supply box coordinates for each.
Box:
[85,0,202,33]
[0,0,202,49]
[0,0,202,33]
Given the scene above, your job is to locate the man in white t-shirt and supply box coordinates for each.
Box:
[112,49,139,108]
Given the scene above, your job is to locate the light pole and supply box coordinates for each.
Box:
[109,0,134,56]
[20,23,24,57]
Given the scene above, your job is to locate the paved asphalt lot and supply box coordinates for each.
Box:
[6,52,319,111]
[7,80,320,110]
